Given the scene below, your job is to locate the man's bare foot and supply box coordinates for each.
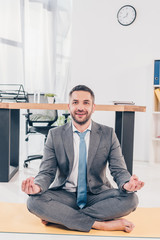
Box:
[92,219,135,233]
[41,219,49,225]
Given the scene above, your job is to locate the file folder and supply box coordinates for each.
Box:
[154,60,160,85]
[155,88,160,102]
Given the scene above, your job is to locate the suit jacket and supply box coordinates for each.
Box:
[34,121,131,194]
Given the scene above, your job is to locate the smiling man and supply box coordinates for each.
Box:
[68,88,95,129]
[22,85,144,233]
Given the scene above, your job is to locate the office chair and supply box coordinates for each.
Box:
[23,93,58,168]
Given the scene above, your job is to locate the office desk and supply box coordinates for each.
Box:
[0,102,146,182]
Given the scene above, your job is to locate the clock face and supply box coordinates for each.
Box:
[117,5,136,26]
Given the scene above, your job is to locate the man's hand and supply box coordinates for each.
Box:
[21,177,41,195]
[123,174,144,192]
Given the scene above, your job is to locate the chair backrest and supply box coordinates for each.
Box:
[26,93,58,126]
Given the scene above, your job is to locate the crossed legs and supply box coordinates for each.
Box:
[27,188,138,232]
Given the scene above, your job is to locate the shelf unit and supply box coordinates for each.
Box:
[152,60,160,162]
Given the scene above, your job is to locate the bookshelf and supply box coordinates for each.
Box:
[152,60,160,162]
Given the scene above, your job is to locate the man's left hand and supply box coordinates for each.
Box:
[123,174,144,192]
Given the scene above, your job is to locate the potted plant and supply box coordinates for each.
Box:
[52,112,71,126]
[45,93,56,103]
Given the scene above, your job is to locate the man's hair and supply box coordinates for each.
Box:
[69,85,95,103]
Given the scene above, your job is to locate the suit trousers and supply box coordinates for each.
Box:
[27,188,138,232]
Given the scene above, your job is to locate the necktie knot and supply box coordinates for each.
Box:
[76,130,88,139]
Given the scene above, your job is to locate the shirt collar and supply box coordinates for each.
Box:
[72,121,92,133]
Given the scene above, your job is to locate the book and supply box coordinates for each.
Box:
[155,88,160,102]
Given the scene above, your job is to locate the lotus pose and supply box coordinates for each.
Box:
[22,85,144,232]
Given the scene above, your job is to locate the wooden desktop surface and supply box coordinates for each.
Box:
[0,102,146,112]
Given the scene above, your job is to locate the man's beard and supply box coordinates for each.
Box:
[70,111,92,125]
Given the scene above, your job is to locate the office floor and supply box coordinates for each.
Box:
[0,157,160,240]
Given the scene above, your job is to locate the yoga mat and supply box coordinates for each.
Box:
[0,202,159,238]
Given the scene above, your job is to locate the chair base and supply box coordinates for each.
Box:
[23,155,43,168]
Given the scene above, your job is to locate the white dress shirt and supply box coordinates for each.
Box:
[62,122,92,192]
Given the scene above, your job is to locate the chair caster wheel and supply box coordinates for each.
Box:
[23,163,28,168]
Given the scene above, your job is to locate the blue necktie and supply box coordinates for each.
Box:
[76,130,88,209]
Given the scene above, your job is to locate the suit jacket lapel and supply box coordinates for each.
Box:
[88,121,102,169]
[62,122,74,174]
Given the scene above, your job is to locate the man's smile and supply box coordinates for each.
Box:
[75,111,87,116]
[75,113,87,119]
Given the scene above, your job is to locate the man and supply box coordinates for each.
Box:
[22,85,144,233]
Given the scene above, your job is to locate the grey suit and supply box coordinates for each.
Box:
[27,121,138,232]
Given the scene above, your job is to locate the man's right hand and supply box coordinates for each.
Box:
[21,177,41,195]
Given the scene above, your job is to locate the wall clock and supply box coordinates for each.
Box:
[117,5,137,26]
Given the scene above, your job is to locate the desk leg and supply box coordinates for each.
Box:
[0,109,20,182]
[115,111,135,175]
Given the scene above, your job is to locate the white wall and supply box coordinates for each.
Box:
[71,0,160,162]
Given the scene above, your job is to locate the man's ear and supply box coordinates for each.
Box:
[68,103,70,112]
[92,103,96,113]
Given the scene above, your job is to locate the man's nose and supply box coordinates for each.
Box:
[77,103,84,111]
